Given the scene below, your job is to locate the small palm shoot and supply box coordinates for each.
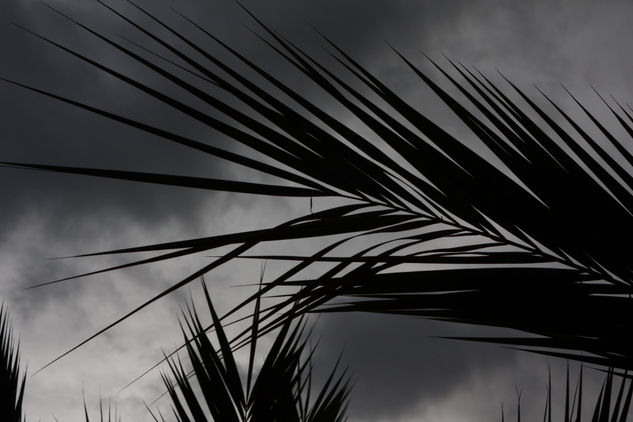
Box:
[0,304,27,422]
[509,365,633,422]
[157,279,350,422]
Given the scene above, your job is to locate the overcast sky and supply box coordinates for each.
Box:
[1,0,632,421]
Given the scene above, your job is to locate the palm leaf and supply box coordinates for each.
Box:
[507,366,633,422]
[83,397,122,422]
[160,279,350,422]
[4,1,633,378]
[0,304,26,422]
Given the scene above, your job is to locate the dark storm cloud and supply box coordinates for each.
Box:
[2,0,633,420]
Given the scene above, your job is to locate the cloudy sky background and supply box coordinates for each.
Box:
[1,0,632,420]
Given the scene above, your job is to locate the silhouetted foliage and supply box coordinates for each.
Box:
[7,0,629,373]
[508,365,632,422]
[0,305,26,422]
[3,0,633,419]
[157,279,350,422]
[82,397,122,422]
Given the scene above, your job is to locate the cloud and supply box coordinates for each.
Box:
[311,313,518,420]
[1,0,629,420]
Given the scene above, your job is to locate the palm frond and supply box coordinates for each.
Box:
[160,279,350,422]
[508,365,633,422]
[4,1,633,376]
[83,396,122,422]
[0,304,26,422]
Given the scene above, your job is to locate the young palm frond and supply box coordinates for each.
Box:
[158,279,349,422]
[2,0,633,375]
[507,365,633,422]
[0,304,26,422]
[82,397,123,422]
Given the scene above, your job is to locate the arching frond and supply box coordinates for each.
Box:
[3,1,633,380]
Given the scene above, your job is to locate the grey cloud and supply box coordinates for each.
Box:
[1,0,630,421]
[312,314,521,420]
